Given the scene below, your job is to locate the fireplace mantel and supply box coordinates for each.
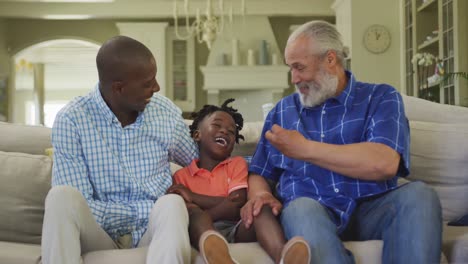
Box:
[200,65,289,92]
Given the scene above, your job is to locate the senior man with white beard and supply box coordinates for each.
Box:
[240,20,442,264]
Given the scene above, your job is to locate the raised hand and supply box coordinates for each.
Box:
[265,124,309,159]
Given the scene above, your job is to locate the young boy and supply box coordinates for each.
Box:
[167,99,311,264]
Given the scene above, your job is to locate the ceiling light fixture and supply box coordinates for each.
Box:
[173,0,246,49]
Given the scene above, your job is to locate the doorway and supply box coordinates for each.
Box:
[12,39,99,126]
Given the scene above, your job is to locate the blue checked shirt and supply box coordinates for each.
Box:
[249,71,410,233]
[52,85,198,246]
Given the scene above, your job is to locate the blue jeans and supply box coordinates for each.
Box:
[280,181,442,264]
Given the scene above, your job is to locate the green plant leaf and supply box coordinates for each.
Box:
[442,72,468,82]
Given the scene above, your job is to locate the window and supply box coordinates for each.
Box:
[26,101,67,127]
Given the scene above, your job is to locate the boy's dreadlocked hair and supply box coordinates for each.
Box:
[189,98,245,143]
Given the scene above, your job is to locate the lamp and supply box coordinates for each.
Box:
[173,0,245,49]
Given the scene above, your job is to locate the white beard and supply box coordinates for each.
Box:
[295,69,338,108]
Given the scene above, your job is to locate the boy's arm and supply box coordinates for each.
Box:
[168,185,246,221]
[167,184,237,210]
[202,156,248,221]
[205,188,246,222]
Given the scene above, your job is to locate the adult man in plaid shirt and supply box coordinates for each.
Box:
[42,36,198,264]
[242,21,442,264]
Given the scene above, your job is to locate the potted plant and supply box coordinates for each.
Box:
[412,52,467,104]
[411,52,439,101]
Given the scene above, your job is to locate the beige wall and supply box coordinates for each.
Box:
[6,19,118,55]
[193,41,209,116]
[0,19,8,120]
[350,0,401,90]
[0,20,8,76]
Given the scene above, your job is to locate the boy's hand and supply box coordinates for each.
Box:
[227,192,241,203]
[240,191,282,229]
[167,184,193,203]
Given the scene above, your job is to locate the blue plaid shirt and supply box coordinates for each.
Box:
[52,85,198,246]
[249,71,410,233]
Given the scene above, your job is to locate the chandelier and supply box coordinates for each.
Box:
[173,0,246,49]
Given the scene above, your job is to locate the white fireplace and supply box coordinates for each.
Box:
[201,65,289,121]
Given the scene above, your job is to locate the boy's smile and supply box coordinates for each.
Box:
[215,137,228,147]
[195,111,237,162]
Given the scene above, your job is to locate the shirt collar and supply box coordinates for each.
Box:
[92,83,117,125]
[299,70,356,112]
[188,157,233,176]
[92,83,145,127]
[333,70,355,108]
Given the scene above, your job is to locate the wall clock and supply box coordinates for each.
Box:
[363,24,391,54]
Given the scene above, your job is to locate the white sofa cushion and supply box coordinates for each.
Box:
[0,122,52,155]
[402,94,468,124]
[81,241,383,264]
[0,151,52,244]
[442,225,468,263]
[408,121,468,221]
[0,241,41,264]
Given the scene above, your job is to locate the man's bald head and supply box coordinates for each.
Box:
[96,36,155,88]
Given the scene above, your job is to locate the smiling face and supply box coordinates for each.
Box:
[119,58,160,113]
[194,111,237,162]
[285,35,338,107]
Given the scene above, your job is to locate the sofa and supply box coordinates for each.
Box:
[0,94,467,264]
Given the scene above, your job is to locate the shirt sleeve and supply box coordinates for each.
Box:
[365,88,410,177]
[168,116,198,167]
[52,111,153,236]
[248,114,284,182]
[172,167,188,185]
[227,156,248,194]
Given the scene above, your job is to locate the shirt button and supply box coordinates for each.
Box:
[321,133,325,138]
[322,110,326,115]
[334,188,339,193]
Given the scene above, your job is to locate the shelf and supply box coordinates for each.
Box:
[417,0,437,12]
[418,36,439,50]
[419,82,440,90]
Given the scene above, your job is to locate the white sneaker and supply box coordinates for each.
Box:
[199,230,239,264]
[279,236,311,264]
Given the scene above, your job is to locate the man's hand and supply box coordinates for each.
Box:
[265,124,309,159]
[167,184,193,203]
[240,191,282,229]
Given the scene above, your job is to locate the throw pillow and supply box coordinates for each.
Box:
[408,120,468,221]
[0,151,52,244]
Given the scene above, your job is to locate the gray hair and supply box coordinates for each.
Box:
[287,20,347,65]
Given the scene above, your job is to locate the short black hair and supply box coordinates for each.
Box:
[189,98,244,143]
[96,35,154,87]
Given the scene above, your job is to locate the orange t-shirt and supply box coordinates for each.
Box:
[173,156,248,197]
